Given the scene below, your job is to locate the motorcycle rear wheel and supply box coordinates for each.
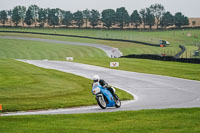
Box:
[114,94,121,108]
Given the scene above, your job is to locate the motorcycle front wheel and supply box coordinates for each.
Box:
[96,96,107,109]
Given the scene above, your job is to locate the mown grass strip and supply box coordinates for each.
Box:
[0,108,200,133]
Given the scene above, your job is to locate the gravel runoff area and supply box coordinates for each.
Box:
[2,60,200,116]
[0,36,123,58]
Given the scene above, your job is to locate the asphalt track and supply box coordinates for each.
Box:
[3,60,200,116]
[0,36,122,58]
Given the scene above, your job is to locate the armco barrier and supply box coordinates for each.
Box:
[121,54,200,64]
[0,30,160,47]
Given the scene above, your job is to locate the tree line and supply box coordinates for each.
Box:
[0,4,190,29]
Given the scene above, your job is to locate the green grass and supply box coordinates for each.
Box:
[1,28,200,57]
[0,38,107,59]
[0,59,133,112]
[0,108,200,133]
[75,58,200,81]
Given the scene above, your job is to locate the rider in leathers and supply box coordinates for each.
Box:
[92,75,116,98]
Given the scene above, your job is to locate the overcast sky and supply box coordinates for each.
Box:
[0,0,199,18]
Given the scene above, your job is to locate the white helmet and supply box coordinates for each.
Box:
[93,75,100,82]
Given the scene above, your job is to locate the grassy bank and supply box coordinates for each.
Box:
[0,108,200,133]
[0,59,133,112]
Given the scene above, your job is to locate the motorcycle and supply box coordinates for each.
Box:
[92,82,121,109]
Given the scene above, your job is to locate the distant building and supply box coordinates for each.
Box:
[189,18,200,27]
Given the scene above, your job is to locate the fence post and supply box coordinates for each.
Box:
[186,51,187,58]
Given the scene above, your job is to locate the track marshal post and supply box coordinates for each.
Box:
[110,62,119,67]
[66,57,74,61]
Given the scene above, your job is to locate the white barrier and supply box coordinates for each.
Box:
[66,57,73,61]
[110,62,119,67]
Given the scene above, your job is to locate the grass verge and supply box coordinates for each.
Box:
[75,57,200,81]
[0,59,133,112]
[0,108,200,133]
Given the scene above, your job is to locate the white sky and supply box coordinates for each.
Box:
[0,0,200,17]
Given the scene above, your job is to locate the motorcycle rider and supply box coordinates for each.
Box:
[92,75,116,98]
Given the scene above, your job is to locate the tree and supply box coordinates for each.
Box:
[174,12,189,28]
[18,6,26,27]
[101,9,116,29]
[12,6,21,26]
[150,4,165,29]
[89,9,100,28]
[160,11,174,28]
[62,11,73,27]
[115,7,130,29]
[73,10,84,28]
[130,10,142,29]
[24,9,33,27]
[83,9,91,28]
[38,8,47,27]
[47,9,59,27]
[7,10,12,26]
[145,8,155,29]
[56,8,64,27]
[183,16,189,26]
[29,5,39,27]
[140,8,147,29]
[0,10,8,26]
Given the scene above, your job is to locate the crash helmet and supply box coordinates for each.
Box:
[93,75,100,82]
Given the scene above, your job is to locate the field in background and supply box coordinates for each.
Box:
[0,27,199,45]
[0,30,199,58]
[0,28,200,58]
[0,108,200,133]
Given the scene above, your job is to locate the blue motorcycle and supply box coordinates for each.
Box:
[92,82,121,109]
